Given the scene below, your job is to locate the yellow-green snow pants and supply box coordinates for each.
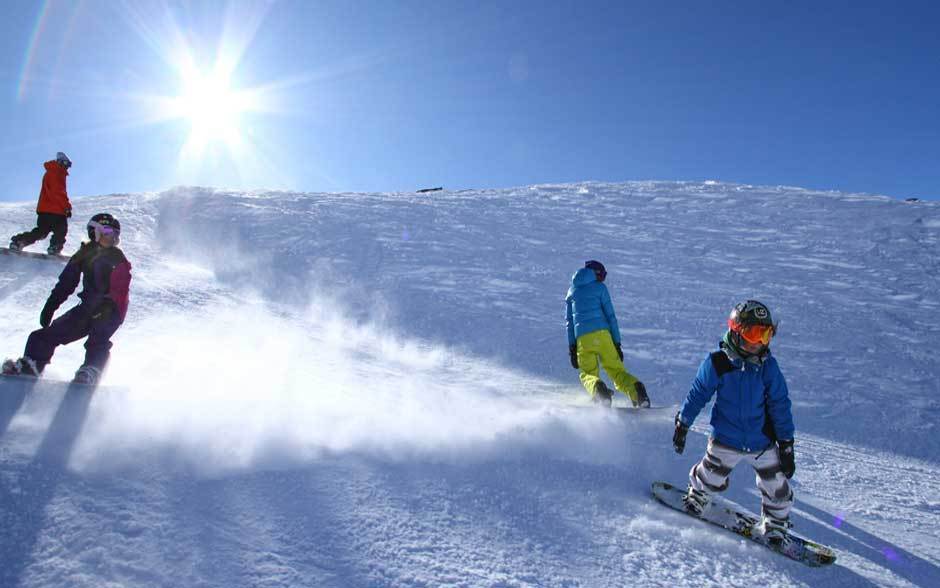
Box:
[577,329,639,403]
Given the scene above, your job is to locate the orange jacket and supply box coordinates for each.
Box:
[36,161,71,216]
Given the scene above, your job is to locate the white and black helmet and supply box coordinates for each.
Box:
[87,213,121,243]
[56,151,72,169]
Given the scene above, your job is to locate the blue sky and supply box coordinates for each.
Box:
[1,0,938,202]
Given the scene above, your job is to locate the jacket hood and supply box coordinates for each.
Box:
[571,267,597,287]
[720,332,770,366]
[44,160,69,176]
[566,267,597,297]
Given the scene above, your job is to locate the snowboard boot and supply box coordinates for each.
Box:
[757,512,793,546]
[634,381,651,408]
[683,486,710,516]
[2,356,42,377]
[72,365,102,386]
[47,244,63,255]
[9,238,24,252]
[592,381,613,407]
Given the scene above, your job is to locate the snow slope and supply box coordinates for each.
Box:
[1,181,939,587]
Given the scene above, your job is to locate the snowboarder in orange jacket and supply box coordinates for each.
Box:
[9,152,73,255]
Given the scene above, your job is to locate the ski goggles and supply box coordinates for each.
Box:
[89,221,120,241]
[728,320,775,345]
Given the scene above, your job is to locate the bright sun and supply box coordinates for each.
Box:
[168,64,257,156]
[126,2,287,179]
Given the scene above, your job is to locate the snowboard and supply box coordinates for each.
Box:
[569,404,672,414]
[2,359,101,388]
[0,247,69,262]
[651,481,836,567]
[1,372,100,388]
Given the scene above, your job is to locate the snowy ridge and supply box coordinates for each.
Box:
[1,181,939,587]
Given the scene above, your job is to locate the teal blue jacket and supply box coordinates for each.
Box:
[565,267,622,346]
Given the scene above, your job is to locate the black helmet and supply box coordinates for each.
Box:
[727,300,777,349]
[728,300,774,328]
[585,260,607,282]
[87,213,121,242]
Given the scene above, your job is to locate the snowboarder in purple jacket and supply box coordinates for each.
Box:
[2,213,131,385]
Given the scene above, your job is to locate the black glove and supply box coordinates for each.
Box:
[634,380,650,408]
[615,342,623,361]
[569,344,579,369]
[65,208,72,218]
[39,300,56,328]
[777,439,795,479]
[673,414,689,454]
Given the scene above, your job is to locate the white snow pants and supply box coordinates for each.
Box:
[689,438,794,520]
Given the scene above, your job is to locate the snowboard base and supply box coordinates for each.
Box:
[2,360,100,388]
[651,481,836,567]
[1,372,100,388]
[567,403,672,414]
[0,247,69,262]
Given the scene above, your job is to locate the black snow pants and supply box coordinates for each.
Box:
[25,304,121,371]
[12,212,68,250]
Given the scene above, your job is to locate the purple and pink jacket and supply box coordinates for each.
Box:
[46,242,131,321]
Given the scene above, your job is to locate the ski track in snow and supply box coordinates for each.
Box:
[1,181,939,587]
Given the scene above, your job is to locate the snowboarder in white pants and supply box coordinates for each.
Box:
[672,300,796,543]
[687,438,793,522]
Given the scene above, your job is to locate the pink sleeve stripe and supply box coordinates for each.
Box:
[109,260,132,320]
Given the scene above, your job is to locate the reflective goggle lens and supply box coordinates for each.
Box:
[728,319,774,345]
[89,221,120,243]
[89,221,118,236]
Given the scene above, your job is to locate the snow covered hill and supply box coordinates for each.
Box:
[1,181,939,587]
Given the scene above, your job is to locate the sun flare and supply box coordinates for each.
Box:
[168,66,256,154]
[117,0,295,184]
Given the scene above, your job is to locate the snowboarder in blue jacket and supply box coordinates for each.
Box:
[565,260,649,407]
[672,300,796,543]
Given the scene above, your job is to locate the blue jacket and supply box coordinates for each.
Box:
[565,267,622,346]
[678,345,794,452]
